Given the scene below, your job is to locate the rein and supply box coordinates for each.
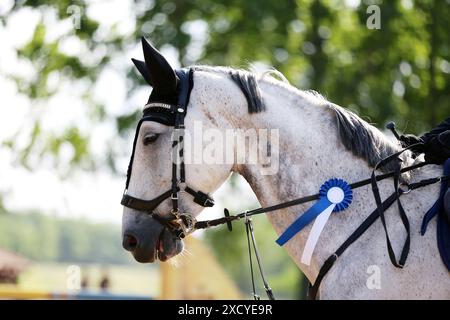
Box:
[194,162,427,230]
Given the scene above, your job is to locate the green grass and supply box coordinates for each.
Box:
[17,262,160,297]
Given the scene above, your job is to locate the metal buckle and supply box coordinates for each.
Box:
[168,209,197,238]
[203,198,213,207]
[399,182,412,194]
[399,186,411,194]
[179,182,187,191]
[244,210,251,224]
[178,213,197,236]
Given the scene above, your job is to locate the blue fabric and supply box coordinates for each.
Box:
[319,178,353,212]
[421,159,450,234]
[276,197,332,246]
[421,158,450,271]
[276,178,353,246]
[437,212,450,271]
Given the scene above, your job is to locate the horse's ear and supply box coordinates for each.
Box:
[131,58,153,86]
[141,37,177,95]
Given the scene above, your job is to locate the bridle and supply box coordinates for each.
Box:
[121,66,449,300]
[121,68,214,239]
[121,66,275,300]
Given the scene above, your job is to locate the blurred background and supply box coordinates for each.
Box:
[0,0,448,299]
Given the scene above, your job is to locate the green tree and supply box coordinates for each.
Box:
[2,0,448,173]
[1,0,449,299]
[0,211,132,264]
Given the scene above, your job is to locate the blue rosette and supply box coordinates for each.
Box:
[319,178,353,212]
[276,178,353,246]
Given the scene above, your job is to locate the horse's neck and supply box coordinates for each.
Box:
[232,80,391,282]
[195,72,447,297]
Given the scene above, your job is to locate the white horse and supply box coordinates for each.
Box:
[122,39,449,299]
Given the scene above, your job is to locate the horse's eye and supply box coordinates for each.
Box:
[143,133,159,145]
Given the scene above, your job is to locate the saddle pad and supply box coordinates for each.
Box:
[421,158,450,272]
[437,211,450,271]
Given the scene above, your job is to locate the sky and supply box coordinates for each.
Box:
[0,0,256,225]
[0,0,414,225]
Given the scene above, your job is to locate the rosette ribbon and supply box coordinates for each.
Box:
[276,178,353,265]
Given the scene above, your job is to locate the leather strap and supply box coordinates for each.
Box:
[245,217,275,300]
[122,68,215,237]
[308,173,447,299]
[370,145,421,268]
[121,189,176,213]
[308,191,401,299]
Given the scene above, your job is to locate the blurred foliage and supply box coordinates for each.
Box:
[1,0,449,173]
[139,0,449,131]
[1,0,449,299]
[0,211,133,264]
[19,262,159,296]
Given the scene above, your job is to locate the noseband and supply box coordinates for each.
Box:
[121,68,214,238]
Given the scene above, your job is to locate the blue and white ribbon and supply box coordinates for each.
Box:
[276,178,353,265]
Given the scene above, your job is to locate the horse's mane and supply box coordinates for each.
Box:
[193,65,265,113]
[193,65,410,171]
[328,103,407,171]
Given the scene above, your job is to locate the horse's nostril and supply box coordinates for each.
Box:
[123,234,138,251]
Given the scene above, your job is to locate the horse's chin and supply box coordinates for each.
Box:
[131,232,184,263]
[156,232,184,262]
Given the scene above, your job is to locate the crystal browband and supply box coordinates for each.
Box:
[143,102,173,112]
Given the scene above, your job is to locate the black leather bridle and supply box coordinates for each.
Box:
[121,68,214,239]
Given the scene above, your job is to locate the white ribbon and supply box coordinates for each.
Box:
[301,187,345,266]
